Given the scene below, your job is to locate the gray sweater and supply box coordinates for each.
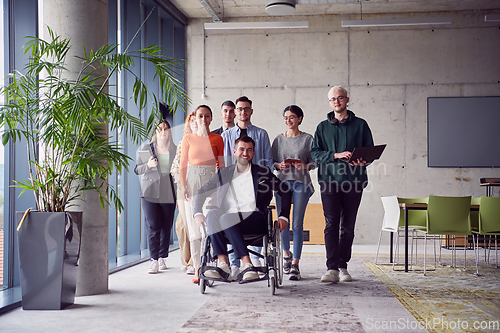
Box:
[271,132,316,195]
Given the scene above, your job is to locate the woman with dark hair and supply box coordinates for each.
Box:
[135,117,177,274]
[180,105,224,283]
[272,105,316,281]
[170,112,197,275]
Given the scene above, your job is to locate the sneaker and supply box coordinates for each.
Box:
[289,264,301,281]
[283,252,293,274]
[180,264,188,271]
[186,266,195,275]
[321,269,339,283]
[251,257,262,267]
[158,258,167,270]
[339,268,352,282]
[242,263,259,281]
[204,262,230,280]
[230,265,240,281]
[148,259,159,274]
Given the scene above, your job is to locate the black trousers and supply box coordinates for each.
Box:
[207,209,267,259]
[141,198,176,260]
[320,182,363,271]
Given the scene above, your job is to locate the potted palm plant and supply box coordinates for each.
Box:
[0,26,188,309]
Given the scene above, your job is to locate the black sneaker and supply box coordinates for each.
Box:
[283,252,293,274]
[289,264,301,281]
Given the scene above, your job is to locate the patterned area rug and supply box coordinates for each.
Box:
[364,256,500,333]
[179,252,424,333]
[179,250,500,333]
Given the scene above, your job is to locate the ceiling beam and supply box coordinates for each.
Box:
[155,0,188,26]
[199,0,222,22]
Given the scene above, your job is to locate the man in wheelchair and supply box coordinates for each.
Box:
[194,136,292,282]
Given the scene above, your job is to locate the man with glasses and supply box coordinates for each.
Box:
[221,96,273,279]
[222,96,273,169]
[212,100,236,135]
[311,86,374,283]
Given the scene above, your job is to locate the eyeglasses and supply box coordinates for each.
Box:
[236,107,252,112]
[329,96,346,103]
[283,115,297,121]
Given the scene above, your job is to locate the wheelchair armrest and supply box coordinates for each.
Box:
[206,205,218,210]
[267,205,275,212]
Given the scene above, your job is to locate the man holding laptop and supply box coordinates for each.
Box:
[311,86,375,283]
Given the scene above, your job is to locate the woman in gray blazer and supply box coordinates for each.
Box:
[134,118,177,274]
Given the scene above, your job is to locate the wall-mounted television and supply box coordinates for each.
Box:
[428,96,500,168]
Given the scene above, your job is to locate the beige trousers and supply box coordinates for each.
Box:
[184,165,216,269]
[175,187,192,267]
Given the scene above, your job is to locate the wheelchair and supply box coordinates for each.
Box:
[199,205,284,295]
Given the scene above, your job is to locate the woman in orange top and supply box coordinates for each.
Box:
[180,105,224,283]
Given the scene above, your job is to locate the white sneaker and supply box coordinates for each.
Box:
[204,262,231,280]
[180,264,188,271]
[158,258,167,270]
[148,260,159,274]
[186,266,195,275]
[230,265,240,281]
[339,268,352,282]
[242,263,259,281]
[251,257,262,267]
[321,269,339,283]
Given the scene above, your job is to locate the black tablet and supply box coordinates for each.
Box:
[342,144,386,163]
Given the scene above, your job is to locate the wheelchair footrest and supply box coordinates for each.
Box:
[237,266,268,284]
[200,266,231,282]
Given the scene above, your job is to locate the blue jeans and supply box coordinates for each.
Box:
[275,180,312,260]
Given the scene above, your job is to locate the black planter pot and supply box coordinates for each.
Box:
[16,211,82,310]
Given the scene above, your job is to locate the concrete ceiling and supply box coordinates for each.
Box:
[169,0,500,20]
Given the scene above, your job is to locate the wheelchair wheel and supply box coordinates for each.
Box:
[200,278,206,294]
[274,222,284,286]
[199,224,215,294]
[270,276,276,295]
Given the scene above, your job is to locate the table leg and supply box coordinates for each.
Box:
[405,208,409,272]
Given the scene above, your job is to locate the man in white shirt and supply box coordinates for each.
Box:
[194,136,291,281]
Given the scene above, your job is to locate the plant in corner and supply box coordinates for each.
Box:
[0,26,189,309]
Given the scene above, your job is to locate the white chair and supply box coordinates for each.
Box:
[375,196,402,269]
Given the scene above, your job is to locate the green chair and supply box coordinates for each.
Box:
[398,197,428,229]
[469,198,485,261]
[415,195,472,275]
[470,197,481,232]
[472,196,500,275]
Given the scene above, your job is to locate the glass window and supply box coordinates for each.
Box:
[0,0,5,290]
[107,0,186,270]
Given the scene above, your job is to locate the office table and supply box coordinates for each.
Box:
[480,178,500,197]
[398,203,479,272]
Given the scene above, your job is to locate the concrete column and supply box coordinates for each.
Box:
[42,0,109,296]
